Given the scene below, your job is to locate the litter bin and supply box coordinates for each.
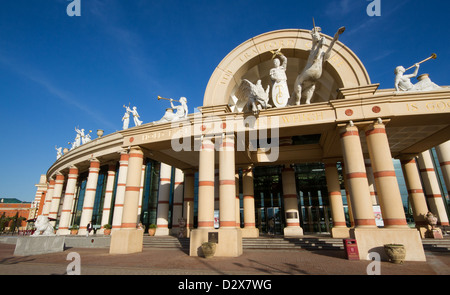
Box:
[343,239,359,260]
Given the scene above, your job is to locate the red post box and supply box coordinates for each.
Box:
[343,239,360,260]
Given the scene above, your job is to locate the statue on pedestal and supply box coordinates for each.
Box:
[269,49,290,108]
[32,216,55,236]
[290,24,345,105]
[394,54,440,92]
[235,79,271,115]
[128,106,143,126]
[55,146,63,159]
[155,96,188,123]
[122,107,130,130]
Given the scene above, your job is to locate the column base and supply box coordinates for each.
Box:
[109,229,144,254]
[330,227,350,238]
[56,229,71,236]
[155,227,170,236]
[350,227,426,261]
[189,228,242,257]
[240,227,259,238]
[283,226,303,237]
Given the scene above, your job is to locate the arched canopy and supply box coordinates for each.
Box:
[203,29,371,108]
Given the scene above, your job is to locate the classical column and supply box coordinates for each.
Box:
[34,175,47,217]
[339,123,376,228]
[49,173,65,226]
[110,146,144,254]
[197,136,215,230]
[435,141,450,199]
[183,169,195,237]
[171,168,184,235]
[42,178,55,216]
[137,164,146,220]
[365,122,408,228]
[417,150,450,226]
[324,162,349,238]
[281,166,303,237]
[155,163,172,236]
[219,134,236,229]
[400,158,429,237]
[112,150,128,231]
[241,166,259,237]
[57,166,78,235]
[79,158,100,235]
[99,164,116,233]
[235,171,241,228]
[365,159,378,205]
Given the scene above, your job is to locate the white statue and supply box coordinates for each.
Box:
[32,215,55,236]
[55,146,63,159]
[122,107,130,130]
[83,132,92,143]
[74,127,84,147]
[394,64,440,92]
[234,79,271,115]
[155,97,189,123]
[291,25,345,105]
[269,49,290,108]
[127,106,143,126]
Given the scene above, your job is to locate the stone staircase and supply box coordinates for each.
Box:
[142,235,189,249]
[141,235,450,253]
[421,238,450,252]
[242,236,345,251]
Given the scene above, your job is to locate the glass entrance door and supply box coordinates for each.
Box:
[301,205,331,233]
[266,207,282,235]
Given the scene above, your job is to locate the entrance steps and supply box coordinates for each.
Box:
[142,235,189,249]
[243,236,345,251]
[421,238,450,252]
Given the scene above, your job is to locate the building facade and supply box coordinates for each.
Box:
[34,29,450,261]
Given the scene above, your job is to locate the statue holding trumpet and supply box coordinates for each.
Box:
[395,53,440,92]
[155,96,188,124]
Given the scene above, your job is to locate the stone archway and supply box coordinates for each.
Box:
[203,29,371,109]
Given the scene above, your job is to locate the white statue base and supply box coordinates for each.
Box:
[14,236,65,256]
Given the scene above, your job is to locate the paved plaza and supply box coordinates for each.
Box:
[0,243,448,276]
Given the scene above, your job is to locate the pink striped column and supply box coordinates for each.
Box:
[112,150,129,231]
[183,169,195,237]
[324,162,349,238]
[281,166,303,237]
[339,123,376,228]
[219,135,236,229]
[241,166,259,237]
[49,173,65,226]
[435,141,450,201]
[100,164,116,232]
[57,166,79,235]
[172,168,185,234]
[235,171,241,228]
[121,147,144,230]
[365,122,408,228]
[197,136,215,229]
[79,158,100,235]
[42,178,55,216]
[417,150,449,226]
[400,158,429,236]
[155,163,172,235]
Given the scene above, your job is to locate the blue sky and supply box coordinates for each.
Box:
[0,0,448,202]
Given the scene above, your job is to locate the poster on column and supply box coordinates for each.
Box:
[214,210,219,229]
[373,205,384,227]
